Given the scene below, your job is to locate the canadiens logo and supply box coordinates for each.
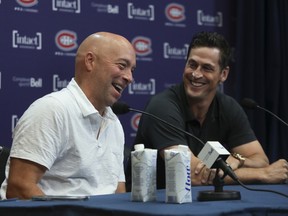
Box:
[16,0,38,7]
[55,30,78,52]
[132,36,152,57]
[165,3,185,23]
[131,113,141,131]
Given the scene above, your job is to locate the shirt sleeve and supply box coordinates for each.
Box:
[220,95,257,148]
[11,95,67,169]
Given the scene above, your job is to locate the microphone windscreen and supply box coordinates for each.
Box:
[111,102,130,114]
[240,98,258,109]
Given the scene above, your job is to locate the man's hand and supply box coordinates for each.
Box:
[193,160,216,185]
[261,159,288,184]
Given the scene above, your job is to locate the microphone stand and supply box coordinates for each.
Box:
[197,165,241,201]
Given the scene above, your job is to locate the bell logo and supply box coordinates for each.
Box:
[30,78,42,87]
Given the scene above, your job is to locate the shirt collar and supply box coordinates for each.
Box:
[178,82,218,123]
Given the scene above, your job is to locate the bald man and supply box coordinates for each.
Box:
[1,32,136,199]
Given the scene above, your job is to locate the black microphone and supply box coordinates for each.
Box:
[112,101,238,182]
[241,98,288,127]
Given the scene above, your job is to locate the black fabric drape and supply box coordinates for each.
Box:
[232,0,288,161]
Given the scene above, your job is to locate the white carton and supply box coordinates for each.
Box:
[131,144,157,202]
[164,145,192,203]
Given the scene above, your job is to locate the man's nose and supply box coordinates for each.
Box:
[123,70,133,84]
[191,69,203,78]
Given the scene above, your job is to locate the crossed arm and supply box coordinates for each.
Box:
[225,140,288,184]
[160,141,288,186]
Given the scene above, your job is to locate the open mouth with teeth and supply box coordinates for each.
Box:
[112,83,124,93]
[191,81,205,87]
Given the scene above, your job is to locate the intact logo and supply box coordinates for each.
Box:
[131,113,142,131]
[163,42,188,59]
[127,3,154,21]
[52,0,81,13]
[12,30,42,50]
[129,78,155,95]
[11,115,19,133]
[132,36,152,57]
[16,0,38,7]
[165,3,185,23]
[197,10,223,27]
[55,30,78,52]
[53,74,69,91]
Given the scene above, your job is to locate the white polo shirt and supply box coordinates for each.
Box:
[0,78,125,198]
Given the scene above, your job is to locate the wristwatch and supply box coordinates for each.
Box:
[232,152,245,168]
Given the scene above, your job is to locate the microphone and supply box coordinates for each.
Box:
[241,98,288,127]
[112,102,238,182]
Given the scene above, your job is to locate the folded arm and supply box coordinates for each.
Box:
[225,141,288,184]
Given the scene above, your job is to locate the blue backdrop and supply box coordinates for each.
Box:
[0,0,235,149]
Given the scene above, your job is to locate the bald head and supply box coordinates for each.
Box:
[76,32,133,61]
[74,32,135,79]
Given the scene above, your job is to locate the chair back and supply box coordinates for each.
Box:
[0,146,10,184]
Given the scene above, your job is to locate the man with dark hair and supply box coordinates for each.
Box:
[127,31,288,190]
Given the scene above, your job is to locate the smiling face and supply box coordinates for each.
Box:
[92,39,136,106]
[183,47,229,103]
[75,32,136,114]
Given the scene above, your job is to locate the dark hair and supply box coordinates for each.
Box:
[186,32,231,70]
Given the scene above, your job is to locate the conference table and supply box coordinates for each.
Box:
[0,184,287,216]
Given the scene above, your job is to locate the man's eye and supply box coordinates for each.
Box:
[203,66,213,72]
[118,63,126,69]
[190,63,197,70]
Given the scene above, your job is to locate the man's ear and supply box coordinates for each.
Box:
[220,66,229,83]
[85,52,94,71]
